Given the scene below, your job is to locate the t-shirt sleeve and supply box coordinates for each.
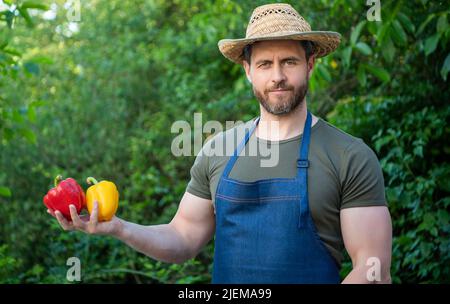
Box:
[340,139,387,209]
[186,143,212,200]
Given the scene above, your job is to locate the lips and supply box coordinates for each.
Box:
[268,89,291,94]
[267,87,293,93]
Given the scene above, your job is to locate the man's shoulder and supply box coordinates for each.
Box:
[315,118,381,173]
[315,118,370,154]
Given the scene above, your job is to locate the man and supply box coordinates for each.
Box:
[48,3,392,283]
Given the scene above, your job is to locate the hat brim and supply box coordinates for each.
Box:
[218,31,341,64]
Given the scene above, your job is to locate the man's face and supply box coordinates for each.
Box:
[243,40,314,115]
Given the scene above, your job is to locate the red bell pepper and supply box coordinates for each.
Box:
[43,175,86,220]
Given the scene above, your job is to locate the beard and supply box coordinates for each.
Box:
[253,75,309,116]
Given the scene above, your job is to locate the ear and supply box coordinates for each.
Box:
[242,60,252,84]
[307,55,315,80]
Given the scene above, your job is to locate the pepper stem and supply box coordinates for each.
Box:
[86,177,99,185]
[54,175,63,188]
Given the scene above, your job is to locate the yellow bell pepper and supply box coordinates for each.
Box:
[86,177,119,222]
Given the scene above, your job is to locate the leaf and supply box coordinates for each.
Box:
[437,14,448,34]
[440,53,450,81]
[0,186,12,197]
[28,106,36,122]
[382,35,395,63]
[364,64,391,82]
[342,46,352,68]
[413,146,424,158]
[29,100,47,108]
[424,33,440,56]
[417,14,435,36]
[317,64,331,82]
[17,7,34,27]
[0,52,14,65]
[19,128,36,144]
[377,22,390,44]
[374,133,394,153]
[1,10,15,28]
[3,47,21,57]
[397,13,415,34]
[355,42,373,56]
[357,65,367,87]
[351,21,366,45]
[391,20,407,46]
[21,1,49,11]
[3,128,14,141]
[430,227,438,237]
[437,210,450,225]
[12,109,24,123]
[29,56,53,65]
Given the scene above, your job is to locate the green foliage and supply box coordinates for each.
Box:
[326,0,449,283]
[0,0,448,283]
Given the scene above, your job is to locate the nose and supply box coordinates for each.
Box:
[271,63,287,85]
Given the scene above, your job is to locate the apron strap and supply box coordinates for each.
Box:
[297,111,312,228]
[298,111,312,166]
[222,117,260,178]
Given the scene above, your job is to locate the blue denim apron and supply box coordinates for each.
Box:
[212,111,340,284]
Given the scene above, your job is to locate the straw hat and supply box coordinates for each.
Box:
[218,3,341,64]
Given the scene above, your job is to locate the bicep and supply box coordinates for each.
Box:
[341,206,392,269]
[169,192,215,256]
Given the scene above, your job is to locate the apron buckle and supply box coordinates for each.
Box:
[297,159,309,168]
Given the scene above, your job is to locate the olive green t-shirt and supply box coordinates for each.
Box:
[186,116,387,265]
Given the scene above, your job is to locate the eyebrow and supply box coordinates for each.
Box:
[254,56,302,66]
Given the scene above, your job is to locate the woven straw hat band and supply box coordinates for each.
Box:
[246,4,312,38]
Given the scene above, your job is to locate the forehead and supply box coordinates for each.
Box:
[251,40,304,58]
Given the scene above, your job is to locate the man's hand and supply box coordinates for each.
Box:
[48,201,123,236]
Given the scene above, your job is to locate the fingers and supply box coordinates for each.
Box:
[55,210,74,231]
[86,201,99,234]
[47,209,56,218]
[69,204,86,231]
[51,204,100,235]
[90,201,99,226]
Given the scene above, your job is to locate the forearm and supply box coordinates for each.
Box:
[112,218,192,264]
[342,262,391,284]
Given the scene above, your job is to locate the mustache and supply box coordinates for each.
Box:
[265,83,294,92]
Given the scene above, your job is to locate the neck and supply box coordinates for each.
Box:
[256,100,317,141]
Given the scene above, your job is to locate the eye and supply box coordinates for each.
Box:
[258,62,270,68]
[285,60,297,65]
